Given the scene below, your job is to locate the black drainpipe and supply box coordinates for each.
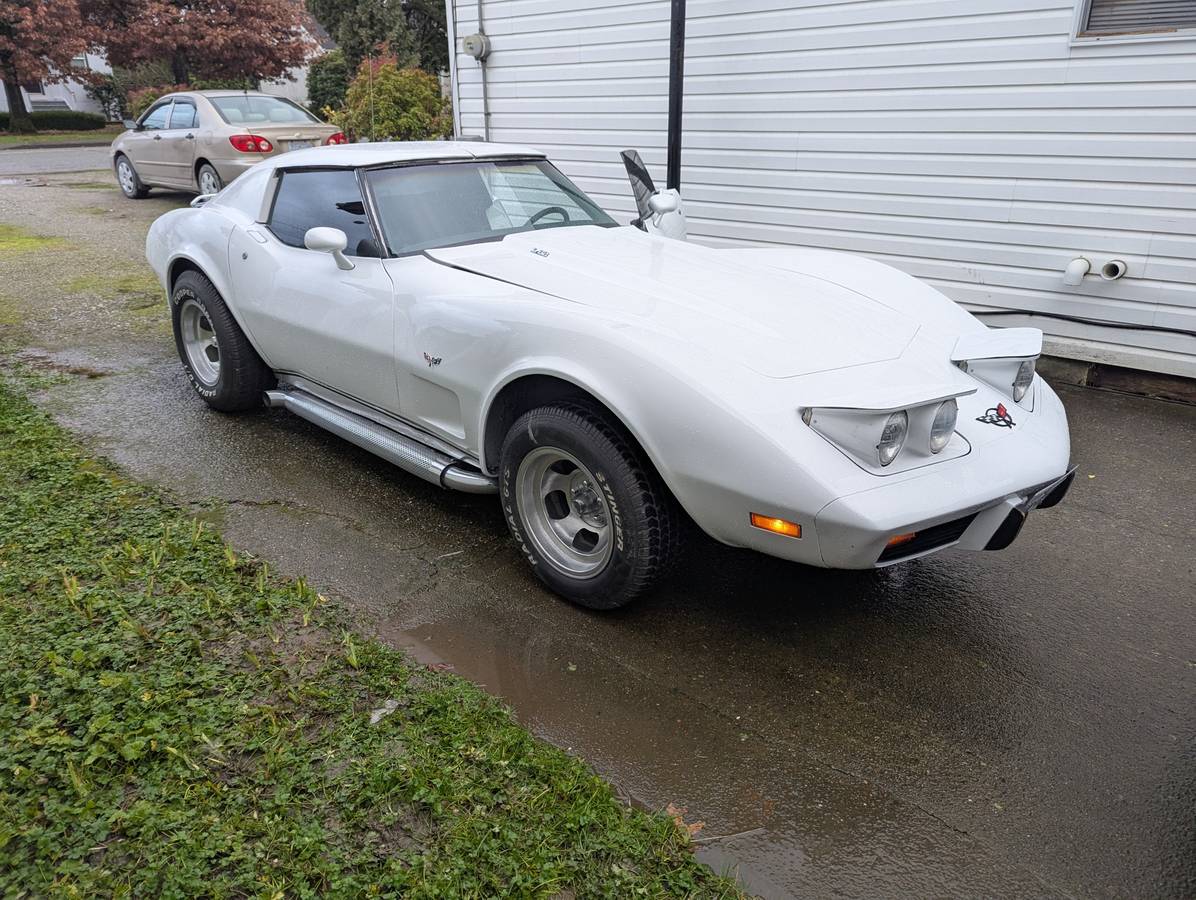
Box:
[666,0,686,191]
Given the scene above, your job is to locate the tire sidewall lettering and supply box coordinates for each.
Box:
[172,284,220,399]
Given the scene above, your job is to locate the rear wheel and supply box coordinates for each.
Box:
[197,162,223,195]
[171,270,273,411]
[115,155,148,199]
[500,403,683,609]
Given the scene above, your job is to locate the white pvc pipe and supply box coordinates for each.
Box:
[1063,257,1090,286]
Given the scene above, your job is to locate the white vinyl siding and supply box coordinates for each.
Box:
[449,0,1196,377]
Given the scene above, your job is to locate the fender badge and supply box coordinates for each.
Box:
[423,352,442,367]
[976,403,1015,428]
[530,248,549,257]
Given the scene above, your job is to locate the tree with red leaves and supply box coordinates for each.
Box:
[0,0,94,132]
[90,0,312,86]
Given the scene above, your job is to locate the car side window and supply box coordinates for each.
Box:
[267,169,379,257]
[141,102,172,131]
[169,101,197,130]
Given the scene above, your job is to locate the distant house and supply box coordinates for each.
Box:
[0,52,109,116]
[446,0,1196,379]
[260,3,337,106]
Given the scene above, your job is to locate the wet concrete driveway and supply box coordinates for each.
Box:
[2,165,1193,898]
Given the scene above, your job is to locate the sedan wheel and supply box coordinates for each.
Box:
[115,156,148,199]
[178,297,221,387]
[198,164,223,195]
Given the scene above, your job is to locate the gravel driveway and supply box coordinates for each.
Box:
[2,168,1193,900]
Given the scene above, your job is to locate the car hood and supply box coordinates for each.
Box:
[426,226,919,378]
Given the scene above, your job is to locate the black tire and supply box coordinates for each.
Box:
[170,270,274,412]
[499,402,683,609]
[114,154,149,199]
[196,162,223,195]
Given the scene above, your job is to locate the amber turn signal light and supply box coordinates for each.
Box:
[750,513,801,539]
[886,532,917,548]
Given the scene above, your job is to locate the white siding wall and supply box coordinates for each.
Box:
[449,0,1196,377]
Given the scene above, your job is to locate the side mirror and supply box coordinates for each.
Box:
[648,191,678,216]
[643,188,687,241]
[304,226,355,270]
[123,118,141,131]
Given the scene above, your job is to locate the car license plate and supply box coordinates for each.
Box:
[288,140,315,150]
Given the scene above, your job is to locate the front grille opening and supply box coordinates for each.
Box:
[877,512,978,563]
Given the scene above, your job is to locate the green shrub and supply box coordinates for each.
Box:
[330,63,449,141]
[82,62,174,122]
[84,74,126,122]
[0,110,106,131]
[307,48,349,116]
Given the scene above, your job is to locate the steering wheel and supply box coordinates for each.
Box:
[528,206,569,228]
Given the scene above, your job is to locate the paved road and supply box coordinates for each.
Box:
[2,174,1193,899]
[0,145,111,177]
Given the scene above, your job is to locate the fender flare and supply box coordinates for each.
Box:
[476,359,678,496]
[164,249,271,366]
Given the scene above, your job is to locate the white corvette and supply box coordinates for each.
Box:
[145,141,1074,608]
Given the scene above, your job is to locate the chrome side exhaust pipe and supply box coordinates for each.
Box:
[264,389,496,494]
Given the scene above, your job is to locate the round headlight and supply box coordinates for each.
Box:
[929,399,957,454]
[877,411,908,467]
[1012,359,1035,402]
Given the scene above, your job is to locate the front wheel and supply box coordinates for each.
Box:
[499,403,683,609]
[115,155,149,199]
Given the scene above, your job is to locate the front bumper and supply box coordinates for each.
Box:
[816,464,1076,569]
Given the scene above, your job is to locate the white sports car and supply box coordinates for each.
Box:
[145,141,1074,608]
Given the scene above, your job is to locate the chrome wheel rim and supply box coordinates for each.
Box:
[198,168,220,194]
[117,160,135,195]
[516,447,613,578]
[179,297,220,386]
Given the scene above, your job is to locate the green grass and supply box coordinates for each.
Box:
[0,126,120,147]
[0,224,66,256]
[0,380,739,898]
[63,271,162,312]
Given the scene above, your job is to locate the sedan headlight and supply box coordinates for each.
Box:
[877,411,908,467]
[1012,359,1035,402]
[928,399,957,454]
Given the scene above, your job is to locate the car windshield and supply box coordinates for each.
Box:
[209,94,320,125]
[366,160,617,255]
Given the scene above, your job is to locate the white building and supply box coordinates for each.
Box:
[0,52,109,116]
[446,0,1196,378]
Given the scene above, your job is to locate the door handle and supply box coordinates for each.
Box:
[185,133,194,140]
[153,134,162,141]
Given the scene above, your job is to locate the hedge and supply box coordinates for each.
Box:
[0,110,107,131]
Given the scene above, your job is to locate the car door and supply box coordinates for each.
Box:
[127,100,173,182]
[158,97,199,187]
[228,167,399,413]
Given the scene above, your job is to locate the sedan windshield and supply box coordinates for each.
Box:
[366,160,616,255]
[209,94,320,126]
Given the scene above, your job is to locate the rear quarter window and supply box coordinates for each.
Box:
[267,169,379,257]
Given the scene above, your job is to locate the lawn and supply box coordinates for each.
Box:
[0,126,121,148]
[0,377,740,898]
